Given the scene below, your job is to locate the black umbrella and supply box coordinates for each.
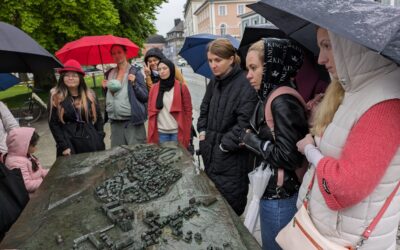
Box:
[248,0,400,65]
[0,22,62,73]
[238,24,287,69]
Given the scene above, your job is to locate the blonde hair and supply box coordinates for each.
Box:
[207,38,241,65]
[311,78,345,136]
[248,40,265,62]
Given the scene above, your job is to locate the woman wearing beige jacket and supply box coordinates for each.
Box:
[296,27,400,249]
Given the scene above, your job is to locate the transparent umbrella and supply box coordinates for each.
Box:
[244,162,272,233]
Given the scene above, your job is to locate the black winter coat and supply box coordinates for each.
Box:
[49,95,105,157]
[197,65,257,215]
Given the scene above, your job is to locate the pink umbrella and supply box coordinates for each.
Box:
[55,35,139,66]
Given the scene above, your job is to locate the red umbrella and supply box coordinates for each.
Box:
[55,35,140,66]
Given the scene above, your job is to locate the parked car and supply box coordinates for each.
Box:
[177,58,187,66]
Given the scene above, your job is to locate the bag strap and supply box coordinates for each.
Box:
[304,170,400,247]
[264,86,307,187]
[360,180,400,240]
[264,86,307,129]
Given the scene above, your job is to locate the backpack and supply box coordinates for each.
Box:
[264,86,309,184]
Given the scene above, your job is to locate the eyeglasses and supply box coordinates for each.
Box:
[64,72,79,78]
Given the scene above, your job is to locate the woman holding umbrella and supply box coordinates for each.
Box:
[197,38,257,216]
[242,38,309,250]
[49,59,105,156]
[293,27,400,250]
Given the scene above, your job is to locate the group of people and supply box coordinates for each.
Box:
[0,23,398,249]
[48,45,192,158]
[198,27,399,250]
[0,45,194,238]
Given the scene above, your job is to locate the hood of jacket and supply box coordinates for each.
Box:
[329,31,399,93]
[6,127,35,157]
[144,48,166,64]
[259,38,304,101]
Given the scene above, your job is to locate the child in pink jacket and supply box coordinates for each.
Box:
[5,127,48,193]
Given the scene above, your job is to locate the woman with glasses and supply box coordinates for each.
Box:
[103,44,148,147]
[49,59,105,157]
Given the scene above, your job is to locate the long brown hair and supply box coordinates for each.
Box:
[207,38,241,65]
[50,73,97,124]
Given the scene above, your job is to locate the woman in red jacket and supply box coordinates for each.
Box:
[147,58,192,148]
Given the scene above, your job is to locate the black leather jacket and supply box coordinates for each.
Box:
[243,93,308,199]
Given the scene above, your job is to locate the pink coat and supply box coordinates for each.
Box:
[5,127,48,193]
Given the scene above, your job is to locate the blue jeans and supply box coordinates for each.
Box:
[260,193,298,250]
[158,132,178,143]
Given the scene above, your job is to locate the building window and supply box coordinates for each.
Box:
[252,17,258,25]
[220,24,226,35]
[237,4,245,15]
[218,5,227,16]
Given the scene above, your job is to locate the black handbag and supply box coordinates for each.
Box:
[67,122,104,154]
[66,105,105,154]
[0,162,29,237]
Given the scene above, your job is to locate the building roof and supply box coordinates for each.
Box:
[167,20,184,34]
[145,34,167,44]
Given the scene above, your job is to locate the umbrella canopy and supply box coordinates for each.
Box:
[238,24,287,69]
[248,0,400,65]
[179,33,240,78]
[239,23,286,49]
[0,73,20,91]
[0,22,62,73]
[56,35,140,65]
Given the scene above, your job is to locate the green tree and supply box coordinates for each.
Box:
[0,0,120,89]
[0,0,167,89]
[110,0,167,48]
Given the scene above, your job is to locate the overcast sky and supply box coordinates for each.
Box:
[155,0,187,37]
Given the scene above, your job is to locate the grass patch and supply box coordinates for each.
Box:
[0,74,105,109]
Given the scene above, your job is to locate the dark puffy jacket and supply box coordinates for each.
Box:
[197,65,257,215]
[104,65,148,125]
[244,88,309,199]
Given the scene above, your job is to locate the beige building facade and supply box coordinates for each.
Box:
[183,0,204,37]
[193,0,256,38]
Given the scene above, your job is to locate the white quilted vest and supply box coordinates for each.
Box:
[297,32,400,250]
